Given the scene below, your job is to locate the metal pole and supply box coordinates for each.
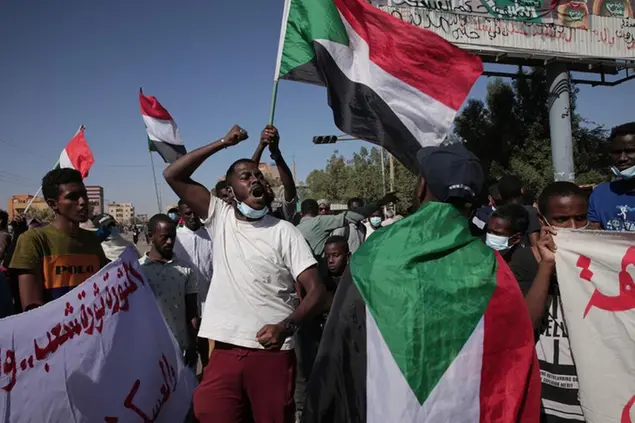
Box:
[547,63,575,182]
[149,151,163,213]
[389,153,395,192]
[380,147,387,196]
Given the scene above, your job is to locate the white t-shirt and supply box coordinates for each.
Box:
[173,226,213,312]
[198,196,317,350]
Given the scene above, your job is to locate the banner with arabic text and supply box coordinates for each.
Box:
[555,230,635,422]
[0,247,197,422]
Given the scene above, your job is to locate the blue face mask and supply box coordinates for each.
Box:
[485,233,510,252]
[236,201,269,219]
[168,212,179,221]
[370,216,382,227]
[611,164,635,179]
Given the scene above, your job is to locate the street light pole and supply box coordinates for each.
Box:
[388,153,395,192]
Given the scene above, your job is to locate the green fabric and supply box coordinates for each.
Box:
[148,137,157,152]
[277,0,349,79]
[351,202,497,404]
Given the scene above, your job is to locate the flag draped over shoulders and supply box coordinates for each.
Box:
[303,201,541,423]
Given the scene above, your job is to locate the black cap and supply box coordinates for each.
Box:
[416,144,484,203]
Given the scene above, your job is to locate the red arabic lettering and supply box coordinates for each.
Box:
[110,354,178,422]
[0,349,17,391]
[576,255,593,281]
[583,247,635,317]
[622,395,635,423]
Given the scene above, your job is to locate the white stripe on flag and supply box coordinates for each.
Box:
[366,311,483,422]
[143,115,184,146]
[59,148,75,170]
[315,15,457,149]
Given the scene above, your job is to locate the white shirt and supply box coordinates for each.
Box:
[173,225,213,311]
[199,197,317,350]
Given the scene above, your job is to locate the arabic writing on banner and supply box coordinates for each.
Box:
[555,230,635,423]
[0,248,197,423]
[372,0,635,59]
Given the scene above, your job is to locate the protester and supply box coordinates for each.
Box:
[364,209,384,237]
[298,194,396,258]
[252,125,298,221]
[330,198,367,253]
[322,235,349,306]
[523,181,590,423]
[139,213,199,367]
[163,124,326,423]
[317,200,330,215]
[173,199,213,367]
[588,122,635,231]
[303,144,540,422]
[214,180,232,204]
[485,203,529,257]
[92,213,139,261]
[497,174,541,245]
[0,210,10,270]
[9,169,107,311]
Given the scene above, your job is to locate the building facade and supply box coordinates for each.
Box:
[107,202,135,225]
[7,195,49,220]
[86,185,104,217]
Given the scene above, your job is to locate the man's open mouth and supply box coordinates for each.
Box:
[251,185,265,199]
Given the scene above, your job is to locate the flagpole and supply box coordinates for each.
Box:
[268,80,280,125]
[23,125,84,215]
[148,150,163,214]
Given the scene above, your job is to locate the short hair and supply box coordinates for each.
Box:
[41,168,83,201]
[497,175,523,203]
[301,199,319,215]
[538,182,588,216]
[215,180,228,193]
[148,213,175,233]
[347,197,364,210]
[325,235,349,251]
[490,204,529,235]
[0,210,7,224]
[610,122,635,141]
[225,159,257,182]
[177,199,186,207]
[167,207,179,214]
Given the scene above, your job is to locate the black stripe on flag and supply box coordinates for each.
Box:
[303,266,367,423]
[283,42,422,173]
[149,140,187,164]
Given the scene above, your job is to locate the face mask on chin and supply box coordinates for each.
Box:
[229,187,269,220]
[611,164,635,180]
[485,233,511,253]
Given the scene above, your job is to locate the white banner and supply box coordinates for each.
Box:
[555,230,635,422]
[0,248,197,422]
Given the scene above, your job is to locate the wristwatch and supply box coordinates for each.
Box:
[282,318,299,335]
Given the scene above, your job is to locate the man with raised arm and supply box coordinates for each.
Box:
[252,124,298,221]
[163,124,326,423]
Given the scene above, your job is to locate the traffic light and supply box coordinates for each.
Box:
[312,135,338,144]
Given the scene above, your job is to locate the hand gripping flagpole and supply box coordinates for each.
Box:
[23,125,84,215]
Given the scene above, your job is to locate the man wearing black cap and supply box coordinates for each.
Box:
[413,144,484,214]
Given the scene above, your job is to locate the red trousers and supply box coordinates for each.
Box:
[193,342,296,423]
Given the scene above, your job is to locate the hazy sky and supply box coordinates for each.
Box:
[1,0,634,214]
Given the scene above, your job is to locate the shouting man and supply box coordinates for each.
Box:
[163,124,325,423]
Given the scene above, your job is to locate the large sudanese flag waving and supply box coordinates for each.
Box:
[273,0,483,172]
[303,202,541,423]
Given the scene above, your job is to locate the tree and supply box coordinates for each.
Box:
[27,207,54,223]
[305,147,417,213]
[454,68,611,195]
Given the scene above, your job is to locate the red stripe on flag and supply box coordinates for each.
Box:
[66,129,95,179]
[139,91,173,120]
[334,0,482,111]
[480,253,541,422]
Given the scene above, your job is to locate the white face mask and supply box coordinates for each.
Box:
[485,233,510,252]
[611,164,635,179]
